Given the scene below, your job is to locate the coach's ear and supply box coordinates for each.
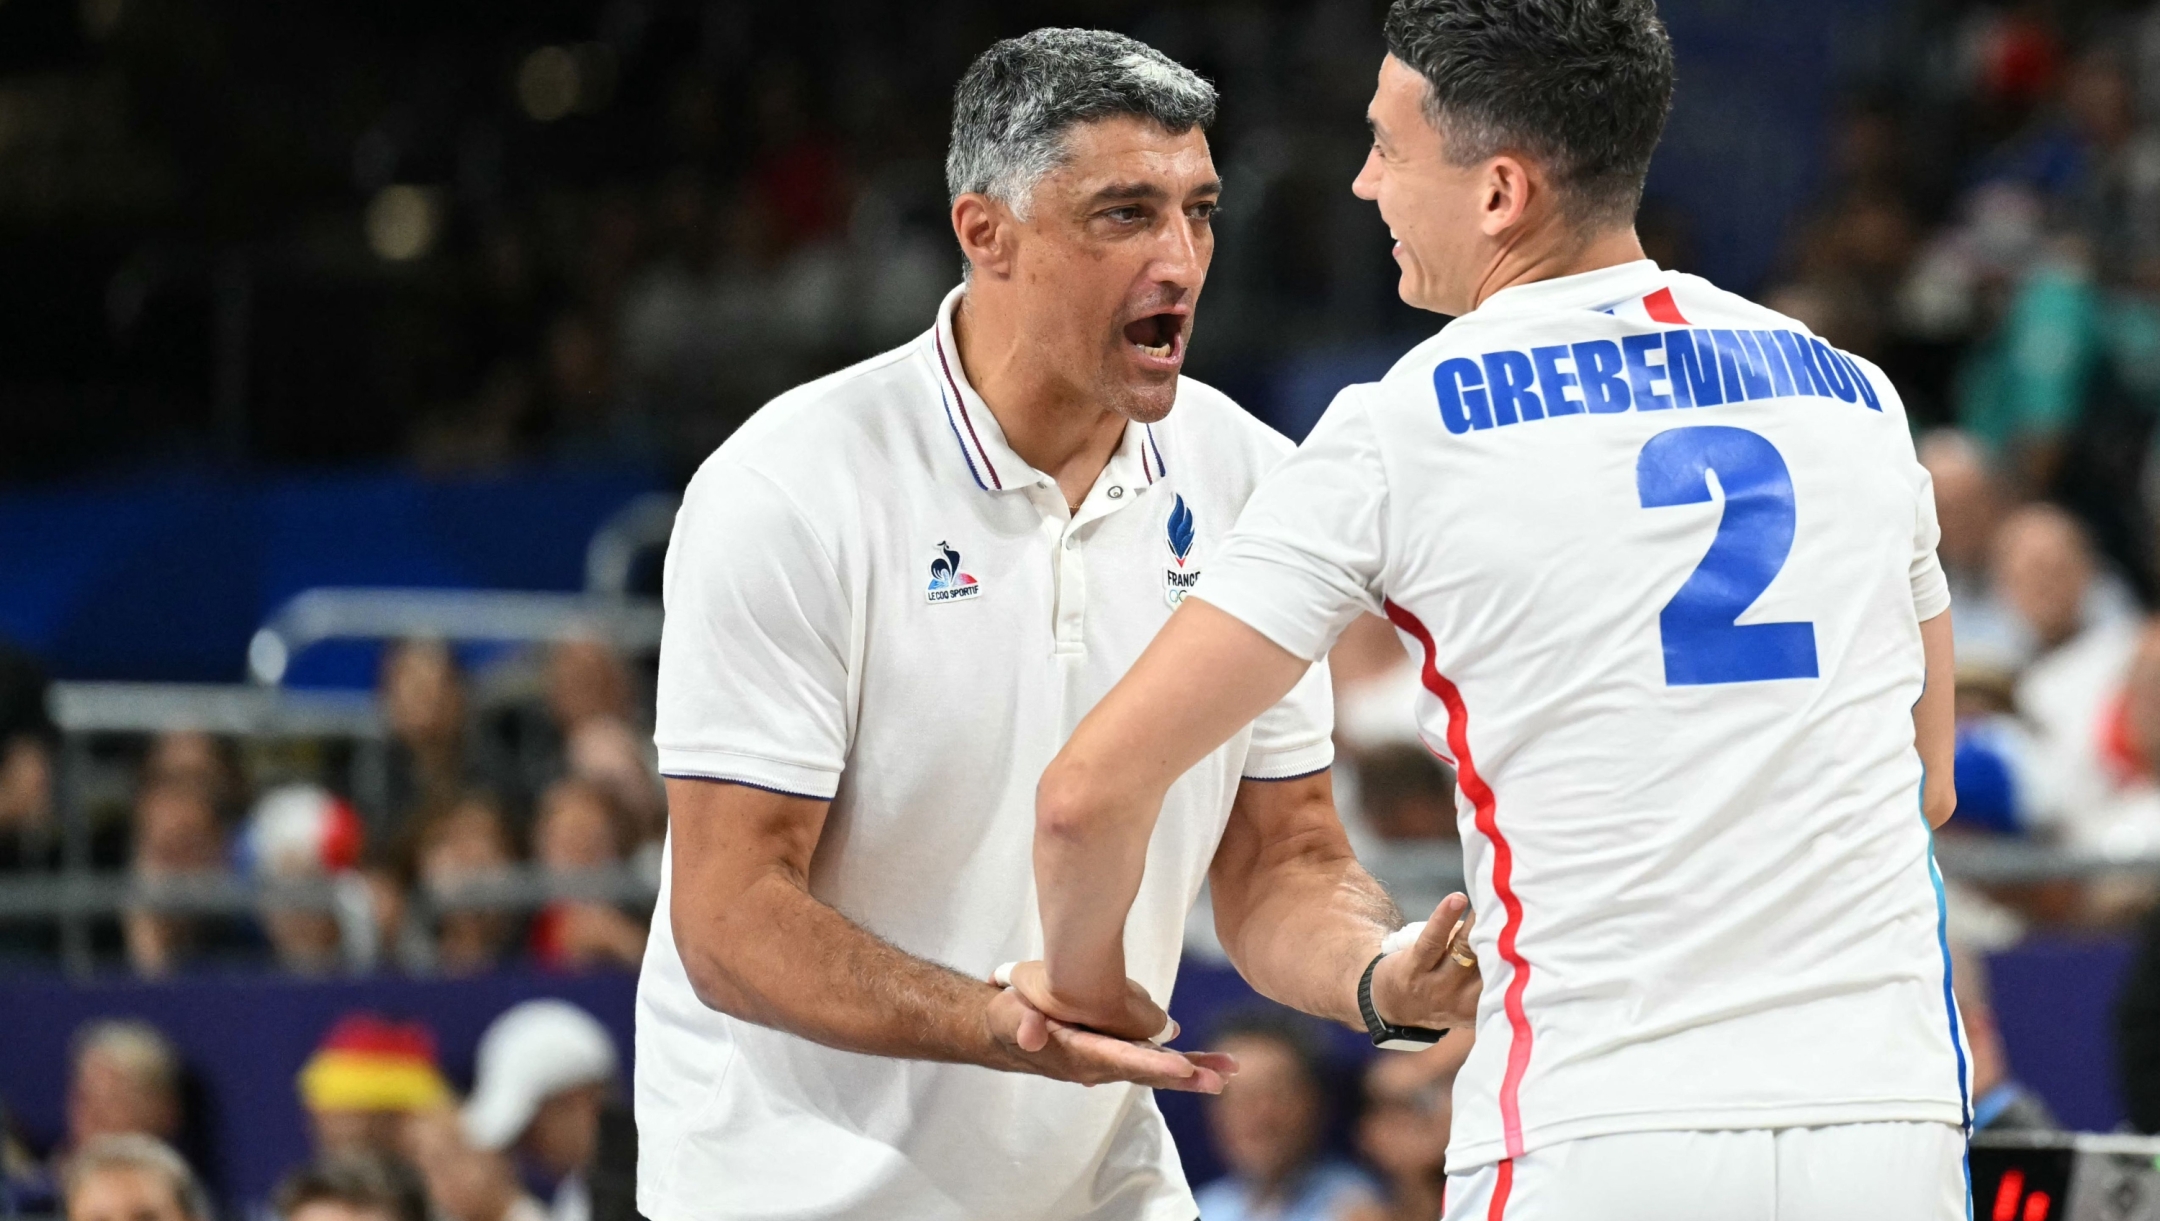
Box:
[952,192,1017,280]
[1476,153,1537,239]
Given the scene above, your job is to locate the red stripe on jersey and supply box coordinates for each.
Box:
[1384,597,1534,1160]
[1488,1158,1515,1220]
[1643,287,1690,325]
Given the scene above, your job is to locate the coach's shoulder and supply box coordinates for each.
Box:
[1171,374,1293,460]
[710,342,923,474]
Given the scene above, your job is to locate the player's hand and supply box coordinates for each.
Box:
[1000,959,1175,1044]
[1369,892,1482,1033]
[981,986,1234,1092]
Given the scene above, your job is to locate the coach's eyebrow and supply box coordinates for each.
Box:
[1089,181,1172,205]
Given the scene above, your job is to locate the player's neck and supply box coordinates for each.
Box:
[1466,224,1650,312]
[952,292,1126,511]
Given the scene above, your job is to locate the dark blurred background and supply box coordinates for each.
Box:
[9,2,2160,1220]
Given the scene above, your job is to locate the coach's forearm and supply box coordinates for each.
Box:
[1212,835,1399,1028]
[676,868,1003,1064]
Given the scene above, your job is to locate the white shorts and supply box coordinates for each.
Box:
[1442,1122,1968,1221]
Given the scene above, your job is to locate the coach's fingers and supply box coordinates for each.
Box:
[1050,1025,1225,1092]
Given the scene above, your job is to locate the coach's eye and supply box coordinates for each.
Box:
[1104,206,1144,224]
[1189,202,1218,222]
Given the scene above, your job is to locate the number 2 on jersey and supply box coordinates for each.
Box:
[1636,426,1819,686]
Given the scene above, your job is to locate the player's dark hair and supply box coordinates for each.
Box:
[1384,0,1676,229]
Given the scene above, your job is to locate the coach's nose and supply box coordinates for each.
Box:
[1151,213,1206,293]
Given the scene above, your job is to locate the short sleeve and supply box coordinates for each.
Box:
[1909,463,1951,621]
[653,463,851,799]
[1193,387,1389,663]
[1858,353,1951,622]
[1242,656,1336,780]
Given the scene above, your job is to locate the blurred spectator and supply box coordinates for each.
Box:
[296,1015,450,1160]
[545,641,633,736]
[382,642,478,828]
[141,733,244,818]
[124,782,243,976]
[273,1153,430,1221]
[1345,1031,1474,1221]
[0,642,56,876]
[413,794,519,975]
[1197,1011,1376,1221]
[1918,430,2025,671]
[562,719,664,849]
[1996,504,2142,837]
[527,780,646,972]
[0,641,58,961]
[62,1136,210,1221]
[1953,946,2059,1133]
[67,1020,183,1153]
[462,1001,628,1221]
[1349,748,1456,843]
[405,1109,538,1221]
[240,785,367,974]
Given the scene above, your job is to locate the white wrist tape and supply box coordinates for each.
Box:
[1381,921,1427,956]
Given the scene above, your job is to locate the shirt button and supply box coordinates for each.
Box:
[1108,486,1124,499]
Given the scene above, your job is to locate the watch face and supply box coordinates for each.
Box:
[1376,1034,1444,1052]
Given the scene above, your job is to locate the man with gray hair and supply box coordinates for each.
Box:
[63,1134,211,1221]
[68,1020,184,1153]
[636,26,1474,1221]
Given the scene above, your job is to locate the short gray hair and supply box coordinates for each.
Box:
[64,1134,213,1221]
[73,1019,182,1099]
[946,28,1216,220]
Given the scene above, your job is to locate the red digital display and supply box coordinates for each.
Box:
[1992,1168,2053,1221]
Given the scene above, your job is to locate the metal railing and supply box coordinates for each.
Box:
[583,491,678,597]
[245,587,662,686]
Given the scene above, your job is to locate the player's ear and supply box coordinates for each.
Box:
[1477,154,1534,237]
[952,193,1016,280]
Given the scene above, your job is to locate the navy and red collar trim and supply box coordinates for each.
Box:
[933,326,1002,491]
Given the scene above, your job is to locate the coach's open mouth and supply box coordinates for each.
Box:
[1124,312,1185,366]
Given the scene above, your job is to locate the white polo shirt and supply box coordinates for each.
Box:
[1197,261,1966,1170]
[635,285,1335,1221]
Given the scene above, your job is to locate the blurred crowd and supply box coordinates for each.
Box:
[0,634,663,976]
[1,1000,636,1221]
[0,0,1413,479]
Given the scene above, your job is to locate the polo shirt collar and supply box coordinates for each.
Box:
[925,284,1170,498]
[1467,259,1667,320]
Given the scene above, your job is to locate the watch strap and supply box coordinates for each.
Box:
[1358,952,1445,1051]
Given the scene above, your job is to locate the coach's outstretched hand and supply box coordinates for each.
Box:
[981,985,1235,1092]
[1369,892,1483,1033]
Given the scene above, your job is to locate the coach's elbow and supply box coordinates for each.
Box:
[1925,784,1957,830]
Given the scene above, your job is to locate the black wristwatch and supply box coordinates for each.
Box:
[1359,952,1446,1051]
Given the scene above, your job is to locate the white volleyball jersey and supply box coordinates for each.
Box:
[1195,261,1967,1171]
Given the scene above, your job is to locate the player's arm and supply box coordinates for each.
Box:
[1916,609,1956,828]
[668,775,1231,1091]
[1208,768,1480,1032]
